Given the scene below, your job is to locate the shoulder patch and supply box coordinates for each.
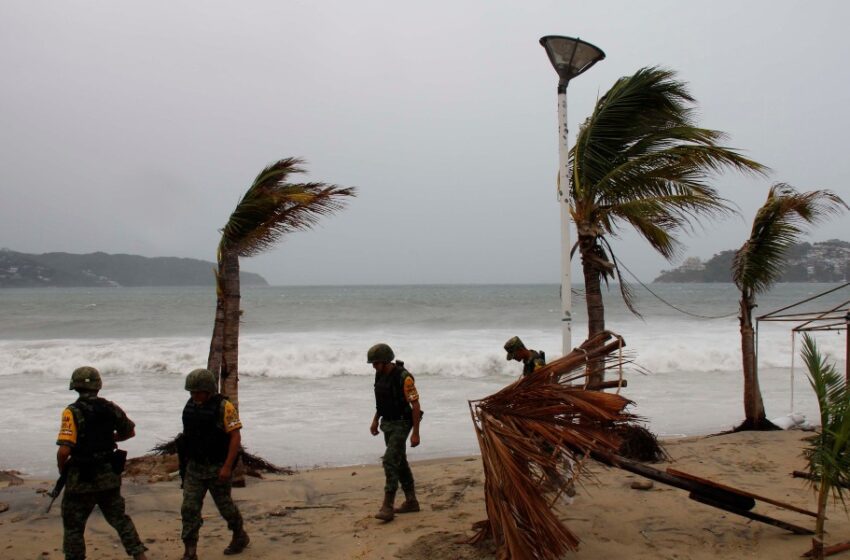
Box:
[57,407,77,445]
[222,400,242,433]
[403,375,419,402]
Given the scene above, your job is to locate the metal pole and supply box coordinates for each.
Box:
[557,81,572,356]
[845,312,849,383]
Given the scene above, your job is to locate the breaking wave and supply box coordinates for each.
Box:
[0,320,843,381]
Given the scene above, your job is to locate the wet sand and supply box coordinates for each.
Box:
[0,430,843,559]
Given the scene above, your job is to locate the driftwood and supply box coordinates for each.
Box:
[802,541,850,558]
[793,470,850,489]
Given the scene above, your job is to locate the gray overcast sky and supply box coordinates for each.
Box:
[1,1,848,285]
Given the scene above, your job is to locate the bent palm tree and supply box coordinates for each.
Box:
[570,66,767,384]
[208,158,356,408]
[732,184,846,430]
[801,334,850,560]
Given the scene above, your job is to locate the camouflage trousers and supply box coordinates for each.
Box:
[380,419,414,494]
[181,468,244,544]
[61,488,146,560]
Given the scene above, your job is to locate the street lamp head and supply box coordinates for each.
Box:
[539,35,605,89]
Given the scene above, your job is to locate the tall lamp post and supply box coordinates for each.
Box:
[539,35,605,355]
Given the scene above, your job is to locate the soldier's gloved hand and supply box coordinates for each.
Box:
[370,419,379,436]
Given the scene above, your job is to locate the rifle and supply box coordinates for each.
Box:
[46,463,69,514]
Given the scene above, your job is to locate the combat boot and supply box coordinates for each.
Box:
[394,487,420,513]
[223,528,250,555]
[181,541,198,560]
[133,553,148,560]
[374,491,396,521]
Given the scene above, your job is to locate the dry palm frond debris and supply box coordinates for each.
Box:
[148,439,293,476]
[468,331,638,560]
[616,424,669,463]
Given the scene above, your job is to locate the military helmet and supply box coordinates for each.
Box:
[70,366,102,391]
[184,368,218,393]
[504,336,526,360]
[367,343,395,364]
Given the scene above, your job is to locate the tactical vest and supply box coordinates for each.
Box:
[523,350,546,376]
[374,363,412,422]
[68,397,117,461]
[182,394,230,464]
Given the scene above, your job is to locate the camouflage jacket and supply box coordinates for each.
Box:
[56,394,134,494]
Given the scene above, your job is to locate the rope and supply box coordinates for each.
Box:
[760,281,850,319]
[617,259,739,320]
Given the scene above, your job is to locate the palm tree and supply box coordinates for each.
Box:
[732,184,846,430]
[569,66,767,384]
[208,158,356,408]
[801,334,850,559]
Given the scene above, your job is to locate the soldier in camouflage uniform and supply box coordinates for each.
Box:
[55,366,147,560]
[504,336,546,376]
[179,368,249,560]
[368,343,422,522]
[504,337,571,494]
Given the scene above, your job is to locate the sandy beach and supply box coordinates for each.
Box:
[0,429,845,559]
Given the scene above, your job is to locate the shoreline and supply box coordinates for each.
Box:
[1,430,845,559]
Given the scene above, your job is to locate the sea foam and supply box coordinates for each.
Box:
[1,319,842,380]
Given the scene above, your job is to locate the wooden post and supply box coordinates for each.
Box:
[590,451,816,535]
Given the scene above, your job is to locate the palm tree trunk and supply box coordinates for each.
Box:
[738,293,772,430]
[207,265,225,377]
[579,234,606,386]
[213,250,248,487]
[813,478,829,560]
[220,250,241,410]
[221,250,247,487]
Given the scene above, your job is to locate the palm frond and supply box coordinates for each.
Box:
[218,159,357,257]
[801,334,850,507]
[569,67,768,321]
[732,184,847,294]
[471,332,646,559]
[599,236,641,316]
[595,144,760,207]
[572,66,766,204]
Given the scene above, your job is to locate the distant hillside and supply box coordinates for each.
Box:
[653,239,850,283]
[0,250,268,288]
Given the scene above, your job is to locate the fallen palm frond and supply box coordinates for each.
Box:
[241,450,295,476]
[149,438,180,456]
[616,424,669,463]
[148,439,293,475]
[469,331,640,560]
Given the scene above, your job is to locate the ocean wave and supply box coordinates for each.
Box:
[0,323,844,381]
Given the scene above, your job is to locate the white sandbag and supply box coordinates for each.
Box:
[770,412,807,430]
